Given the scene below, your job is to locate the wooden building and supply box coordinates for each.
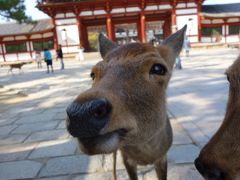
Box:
[201,3,240,43]
[37,0,204,53]
[0,0,239,62]
[0,19,54,62]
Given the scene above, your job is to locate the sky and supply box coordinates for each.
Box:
[1,0,240,22]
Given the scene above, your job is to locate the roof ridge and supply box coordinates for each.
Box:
[203,3,240,6]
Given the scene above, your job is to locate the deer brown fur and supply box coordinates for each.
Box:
[195,55,240,180]
[66,26,187,180]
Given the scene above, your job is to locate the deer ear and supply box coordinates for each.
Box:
[98,33,117,58]
[162,25,187,58]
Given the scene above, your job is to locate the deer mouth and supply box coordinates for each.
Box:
[77,128,128,155]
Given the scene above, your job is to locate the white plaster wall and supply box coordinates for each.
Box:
[212,19,224,24]
[201,37,212,43]
[222,25,225,35]
[177,3,186,8]
[220,37,225,43]
[15,36,27,40]
[31,34,42,39]
[226,25,229,35]
[3,37,14,41]
[176,14,198,37]
[26,42,30,51]
[145,5,158,11]
[111,8,125,13]
[93,10,106,15]
[201,19,211,24]
[55,13,65,18]
[43,32,54,38]
[126,7,140,12]
[55,18,77,25]
[66,13,75,17]
[187,2,197,7]
[227,35,240,43]
[159,4,171,10]
[56,25,80,46]
[189,36,198,43]
[5,54,18,61]
[227,18,239,23]
[5,53,32,61]
[0,55,4,62]
[62,46,79,53]
[176,8,197,15]
[18,53,32,60]
[43,32,53,38]
[80,11,93,16]
[30,41,33,51]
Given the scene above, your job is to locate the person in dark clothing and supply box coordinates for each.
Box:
[56,44,64,70]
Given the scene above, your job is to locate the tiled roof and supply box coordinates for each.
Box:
[0,19,53,36]
[202,3,240,14]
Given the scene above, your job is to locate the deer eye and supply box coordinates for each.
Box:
[150,64,167,75]
[90,72,95,80]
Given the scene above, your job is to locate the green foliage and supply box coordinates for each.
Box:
[229,25,240,35]
[88,32,98,51]
[5,43,27,53]
[33,39,54,51]
[0,0,31,23]
[201,27,222,36]
[212,29,220,36]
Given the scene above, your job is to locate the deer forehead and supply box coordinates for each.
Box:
[97,44,170,74]
[93,57,168,81]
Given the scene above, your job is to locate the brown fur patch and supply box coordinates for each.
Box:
[196,54,240,179]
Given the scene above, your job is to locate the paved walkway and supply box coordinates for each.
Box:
[0,48,239,180]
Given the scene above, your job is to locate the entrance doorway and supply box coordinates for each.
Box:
[146,21,164,45]
[87,25,106,51]
[115,23,138,45]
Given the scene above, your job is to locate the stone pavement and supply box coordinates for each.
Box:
[0,48,239,180]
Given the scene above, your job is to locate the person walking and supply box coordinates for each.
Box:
[43,48,53,73]
[183,37,190,57]
[175,56,182,69]
[56,44,64,70]
[35,51,42,69]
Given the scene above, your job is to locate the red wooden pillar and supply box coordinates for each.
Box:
[197,1,202,42]
[0,38,6,62]
[137,21,141,42]
[223,18,227,43]
[77,16,84,48]
[171,1,177,33]
[107,14,114,40]
[163,19,170,39]
[82,25,89,51]
[140,11,146,43]
[27,35,32,58]
[51,18,58,49]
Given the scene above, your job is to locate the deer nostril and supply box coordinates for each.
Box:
[66,98,111,138]
[195,157,224,180]
[195,157,205,176]
[90,99,110,118]
[207,168,224,180]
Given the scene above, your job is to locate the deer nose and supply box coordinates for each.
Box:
[66,98,111,138]
[195,157,224,180]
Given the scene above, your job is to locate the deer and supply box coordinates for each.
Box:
[66,25,187,180]
[195,55,240,180]
[7,62,27,74]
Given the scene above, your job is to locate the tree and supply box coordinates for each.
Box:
[0,0,31,23]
